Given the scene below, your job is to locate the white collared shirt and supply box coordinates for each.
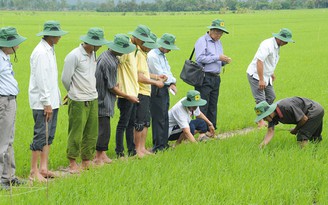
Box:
[246,37,280,85]
[61,44,98,101]
[29,39,61,109]
[0,49,19,95]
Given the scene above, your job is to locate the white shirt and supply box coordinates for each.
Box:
[246,37,280,86]
[62,44,98,101]
[29,39,61,109]
[168,97,201,137]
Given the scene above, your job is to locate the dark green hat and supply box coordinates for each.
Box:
[157,33,179,50]
[80,28,109,46]
[207,19,229,34]
[182,90,207,107]
[142,32,159,49]
[272,28,295,43]
[107,34,136,54]
[254,101,277,123]
[36,20,68,37]
[128,25,154,43]
[0,27,26,47]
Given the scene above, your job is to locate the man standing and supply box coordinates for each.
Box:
[247,28,294,128]
[129,25,163,157]
[148,33,179,152]
[62,28,109,173]
[194,19,232,130]
[29,21,67,182]
[0,27,26,190]
[115,25,156,158]
[254,97,324,148]
[94,34,137,165]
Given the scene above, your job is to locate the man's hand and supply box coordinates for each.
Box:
[290,128,298,135]
[158,74,168,82]
[258,79,266,90]
[155,80,164,88]
[219,55,232,64]
[127,95,139,104]
[169,84,177,94]
[44,105,53,122]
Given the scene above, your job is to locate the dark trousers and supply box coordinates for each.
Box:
[96,116,110,151]
[195,73,221,129]
[150,85,170,152]
[115,98,136,156]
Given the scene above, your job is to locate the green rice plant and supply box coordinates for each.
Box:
[0,9,327,204]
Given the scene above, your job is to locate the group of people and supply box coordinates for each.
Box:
[0,18,324,190]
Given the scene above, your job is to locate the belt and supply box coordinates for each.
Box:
[205,72,220,77]
[0,95,16,100]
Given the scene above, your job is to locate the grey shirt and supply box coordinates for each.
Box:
[269,97,322,128]
[95,50,119,117]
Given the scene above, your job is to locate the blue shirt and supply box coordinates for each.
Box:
[0,49,19,96]
[194,32,224,74]
[147,48,176,85]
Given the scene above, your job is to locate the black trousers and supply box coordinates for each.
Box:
[115,98,136,156]
[150,85,170,152]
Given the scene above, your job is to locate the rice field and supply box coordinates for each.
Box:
[0,9,328,204]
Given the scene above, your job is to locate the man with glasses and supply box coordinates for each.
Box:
[194,19,232,131]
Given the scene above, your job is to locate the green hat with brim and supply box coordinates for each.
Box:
[272,28,294,43]
[157,33,179,50]
[254,101,277,123]
[107,34,136,54]
[128,25,155,43]
[142,32,159,49]
[182,90,207,107]
[36,20,68,37]
[207,19,229,34]
[0,27,26,47]
[80,27,109,46]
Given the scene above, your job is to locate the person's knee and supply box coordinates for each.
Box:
[135,122,150,132]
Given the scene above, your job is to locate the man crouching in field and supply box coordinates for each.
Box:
[168,90,215,145]
[255,97,324,148]
[29,21,67,182]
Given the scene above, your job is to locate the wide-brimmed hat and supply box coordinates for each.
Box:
[182,90,207,107]
[0,27,26,47]
[36,20,68,37]
[128,25,154,43]
[207,19,229,34]
[80,28,109,46]
[254,101,277,123]
[272,28,295,43]
[107,34,136,54]
[157,33,179,50]
[142,32,159,49]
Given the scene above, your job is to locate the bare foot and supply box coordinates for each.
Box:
[136,151,145,158]
[93,158,104,166]
[69,160,80,174]
[40,170,56,178]
[142,149,153,155]
[82,160,92,170]
[29,171,47,183]
[101,155,112,164]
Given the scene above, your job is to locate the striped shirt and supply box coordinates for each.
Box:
[95,50,119,117]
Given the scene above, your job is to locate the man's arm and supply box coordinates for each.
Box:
[256,59,266,90]
[110,86,139,104]
[290,115,308,135]
[181,127,197,143]
[259,127,275,148]
[138,71,164,88]
[196,112,215,136]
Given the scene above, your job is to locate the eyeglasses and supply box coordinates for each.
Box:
[211,29,224,35]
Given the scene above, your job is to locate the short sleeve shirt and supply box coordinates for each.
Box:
[168,97,201,137]
[268,97,316,128]
[136,47,151,96]
[246,37,280,86]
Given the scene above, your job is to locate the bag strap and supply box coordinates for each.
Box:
[189,48,195,60]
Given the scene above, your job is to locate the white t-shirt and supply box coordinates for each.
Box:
[168,97,201,137]
[246,37,280,86]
